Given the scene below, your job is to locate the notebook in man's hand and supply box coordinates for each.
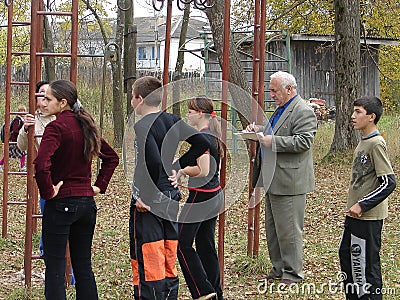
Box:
[234,130,264,141]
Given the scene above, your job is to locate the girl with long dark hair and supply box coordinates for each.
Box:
[34,80,119,300]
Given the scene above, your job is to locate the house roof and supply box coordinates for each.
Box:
[134,16,209,43]
[291,33,398,46]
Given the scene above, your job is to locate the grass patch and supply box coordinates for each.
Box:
[0,113,399,299]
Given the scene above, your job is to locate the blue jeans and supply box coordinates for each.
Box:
[42,196,98,300]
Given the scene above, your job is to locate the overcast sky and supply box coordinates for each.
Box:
[106,0,184,17]
[106,0,206,19]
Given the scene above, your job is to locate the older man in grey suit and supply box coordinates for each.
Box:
[248,71,317,285]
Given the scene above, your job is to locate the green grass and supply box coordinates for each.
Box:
[0,114,399,299]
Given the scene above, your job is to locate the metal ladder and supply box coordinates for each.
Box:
[2,0,79,287]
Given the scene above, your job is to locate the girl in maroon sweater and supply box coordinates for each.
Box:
[34,80,119,300]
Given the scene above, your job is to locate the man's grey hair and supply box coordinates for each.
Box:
[270,71,297,90]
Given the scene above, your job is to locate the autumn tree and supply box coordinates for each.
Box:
[43,13,56,81]
[359,0,400,109]
[123,0,137,117]
[231,0,400,102]
[172,3,190,117]
[0,0,31,65]
[329,0,361,152]
[204,0,252,126]
[231,0,334,33]
[229,0,400,153]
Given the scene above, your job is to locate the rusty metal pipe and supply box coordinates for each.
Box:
[252,0,267,257]
[247,0,261,256]
[24,0,40,287]
[2,0,13,239]
[218,0,231,286]
[162,0,173,111]
[70,0,79,83]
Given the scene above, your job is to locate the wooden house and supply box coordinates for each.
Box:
[205,32,398,107]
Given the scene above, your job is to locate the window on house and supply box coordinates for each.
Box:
[138,47,147,60]
[150,45,161,59]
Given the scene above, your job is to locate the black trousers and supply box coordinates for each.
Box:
[339,216,383,300]
[177,190,223,300]
[129,195,179,300]
[42,196,98,300]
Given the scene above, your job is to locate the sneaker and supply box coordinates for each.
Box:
[31,272,45,282]
[280,278,297,286]
[20,166,26,172]
[258,273,282,282]
[17,269,25,280]
[195,293,217,300]
[0,165,3,172]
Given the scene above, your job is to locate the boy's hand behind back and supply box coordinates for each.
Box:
[135,198,151,213]
[347,203,362,218]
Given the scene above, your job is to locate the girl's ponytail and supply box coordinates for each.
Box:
[188,96,224,157]
[48,80,101,161]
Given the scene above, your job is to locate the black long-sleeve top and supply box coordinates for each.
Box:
[133,111,210,203]
[187,127,221,191]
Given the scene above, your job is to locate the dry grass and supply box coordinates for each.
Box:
[0,115,399,299]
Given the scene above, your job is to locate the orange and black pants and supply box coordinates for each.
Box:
[129,200,179,300]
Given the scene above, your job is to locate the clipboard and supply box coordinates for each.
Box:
[234,131,264,141]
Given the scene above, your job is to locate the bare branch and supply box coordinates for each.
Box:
[266,0,308,30]
[80,0,109,45]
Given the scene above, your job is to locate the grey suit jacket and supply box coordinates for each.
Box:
[260,95,317,195]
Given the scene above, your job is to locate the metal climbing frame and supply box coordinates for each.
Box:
[183,17,292,258]
[156,0,293,286]
[2,0,79,287]
[2,0,31,239]
[247,0,267,258]
[152,0,229,284]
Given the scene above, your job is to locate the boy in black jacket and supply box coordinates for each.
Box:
[129,76,209,300]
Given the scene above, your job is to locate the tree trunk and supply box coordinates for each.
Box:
[205,0,252,126]
[82,0,128,147]
[112,7,125,147]
[330,0,361,153]
[42,15,55,81]
[124,2,137,117]
[172,4,191,116]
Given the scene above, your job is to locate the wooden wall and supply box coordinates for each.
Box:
[207,38,381,108]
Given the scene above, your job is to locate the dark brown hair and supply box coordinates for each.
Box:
[35,81,49,93]
[48,80,101,161]
[132,76,163,107]
[35,81,49,104]
[187,96,224,157]
[354,96,383,124]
